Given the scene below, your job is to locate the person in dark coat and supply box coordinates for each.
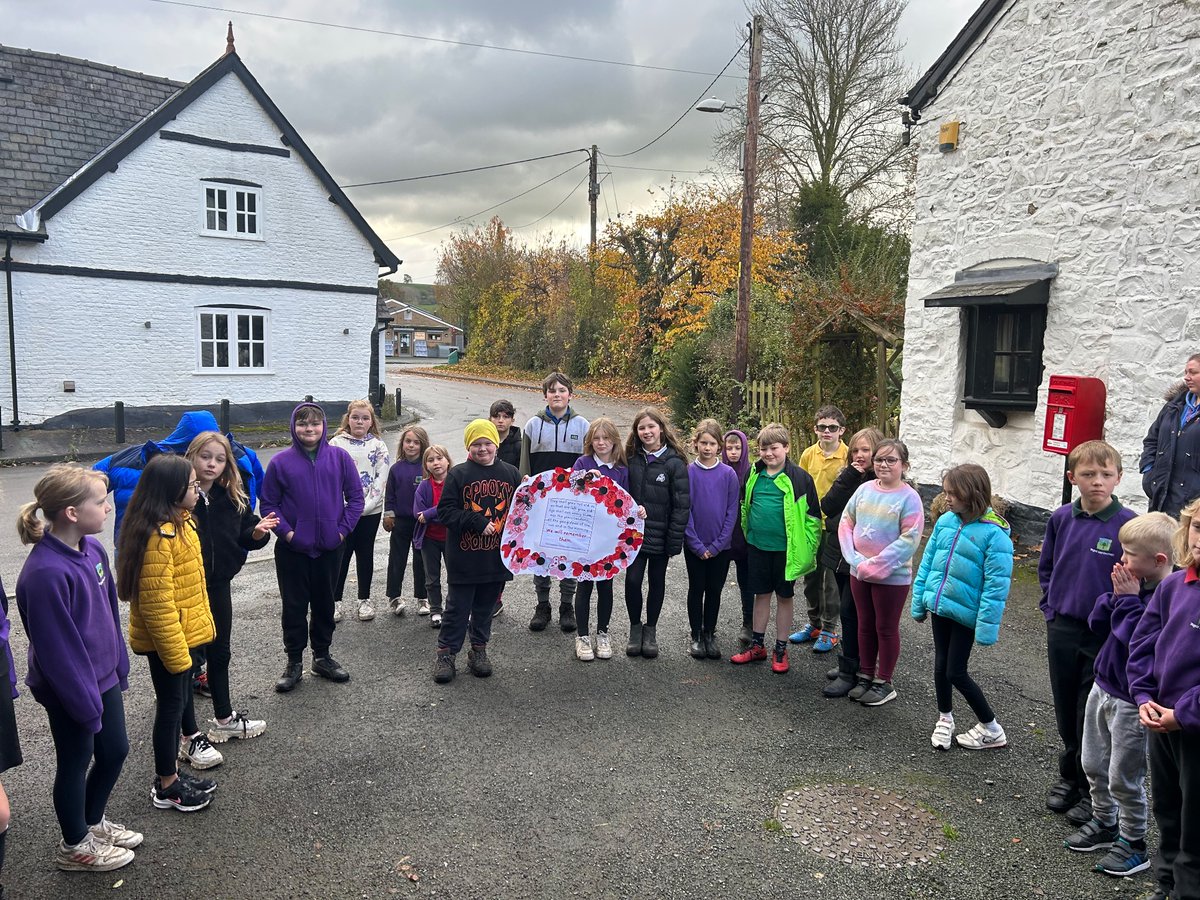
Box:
[624,408,690,660]
[1141,354,1200,518]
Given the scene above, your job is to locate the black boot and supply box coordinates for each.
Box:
[529,602,552,632]
[703,630,721,659]
[558,601,577,633]
[641,625,659,659]
[690,631,705,658]
[275,659,303,693]
[627,622,643,657]
[822,655,859,698]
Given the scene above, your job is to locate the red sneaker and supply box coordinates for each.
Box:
[771,648,790,674]
[730,645,768,664]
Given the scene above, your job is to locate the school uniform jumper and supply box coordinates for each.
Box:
[684,460,740,637]
[384,457,427,601]
[16,535,129,844]
[0,579,20,775]
[1128,567,1200,899]
[436,458,521,654]
[412,477,448,614]
[1037,497,1136,793]
[259,405,364,664]
[329,433,390,603]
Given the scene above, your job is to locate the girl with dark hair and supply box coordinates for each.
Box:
[722,429,754,648]
[118,454,217,813]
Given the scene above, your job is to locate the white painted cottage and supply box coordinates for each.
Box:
[0,33,400,427]
[897,0,1200,531]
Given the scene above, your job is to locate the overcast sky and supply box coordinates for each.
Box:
[5,0,980,283]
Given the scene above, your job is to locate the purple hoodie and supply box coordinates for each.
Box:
[1,579,16,700]
[384,457,424,522]
[15,533,130,732]
[1128,567,1200,732]
[1089,584,1155,705]
[685,461,740,557]
[411,477,443,550]
[571,454,630,492]
[259,403,364,558]
[722,430,751,559]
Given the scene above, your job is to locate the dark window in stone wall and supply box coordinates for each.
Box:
[963,304,1046,412]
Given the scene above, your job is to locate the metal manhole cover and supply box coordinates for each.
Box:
[776,784,945,869]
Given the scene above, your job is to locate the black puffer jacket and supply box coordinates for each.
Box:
[628,446,690,557]
[1140,382,1200,518]
[819,463,874,573]
[193,483,270,584]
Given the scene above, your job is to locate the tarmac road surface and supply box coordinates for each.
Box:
[0,374,1160,899]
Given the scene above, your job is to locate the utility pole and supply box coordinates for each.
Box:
[588,144,599,253]
[731,14,763,418]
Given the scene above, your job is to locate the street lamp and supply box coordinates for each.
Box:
[694,15,762,418]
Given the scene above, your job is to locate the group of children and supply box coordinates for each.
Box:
[1,378,1199,898]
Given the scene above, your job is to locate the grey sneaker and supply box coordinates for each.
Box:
[847,677,873,701]
[88,815,143,849]
[467,646,493,677]
[56,832,135,871]
[575,634,594,661]
[1064,818,1118,853]
[433,652,456,684]
[1095,837,1151,876]
[332,602,344,624]
[207,711,266,743]
[178,732,223,769]
[594,631,613,659]
[859,681,897,706]
[357,599,376,621]
[390,596,408,617]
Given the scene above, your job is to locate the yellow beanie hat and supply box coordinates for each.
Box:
[464,418,500,450]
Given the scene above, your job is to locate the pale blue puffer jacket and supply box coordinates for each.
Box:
[911,509,1014,645]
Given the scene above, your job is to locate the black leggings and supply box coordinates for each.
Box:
[734,555,754,627]
[575,579,614,635]
[146,652,197,778]
[625,553,669,627]
[336,512,382,601]
[836,570,857,662]
[43,685,129,845]
[931,613,994,721]
[387,516,427,600]
[684,548,730,635]
[205,578,235,721]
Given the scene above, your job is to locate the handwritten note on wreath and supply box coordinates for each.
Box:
[540,496,597,553]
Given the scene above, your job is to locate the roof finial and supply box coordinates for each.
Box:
[225,21,236,56]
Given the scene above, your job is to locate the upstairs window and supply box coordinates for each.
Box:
[201,182,262,239]
[197,306,269,371]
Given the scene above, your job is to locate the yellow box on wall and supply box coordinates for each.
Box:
[939,121,961,153]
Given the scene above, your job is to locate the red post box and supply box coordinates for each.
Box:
[1042,375,1107,455]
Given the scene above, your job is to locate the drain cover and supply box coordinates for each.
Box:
[776,784,945,869]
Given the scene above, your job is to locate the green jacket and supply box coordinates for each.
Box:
[742,459,822,581]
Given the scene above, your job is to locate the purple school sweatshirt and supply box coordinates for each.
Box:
[384,457,424,521]
[1128,567,1200,732]
[15,533,129,733]
[259,403,364,558]
[571,454,630,492]
[0,579,15,700]
[1037,498,1136,622]
[685,460,740,557]
[1089,584,1155,705]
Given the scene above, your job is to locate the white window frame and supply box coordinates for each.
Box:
[195,306,272,373]
[201,184,264,240]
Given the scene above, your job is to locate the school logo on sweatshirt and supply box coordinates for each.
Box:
[1096,538,1112,552]
[95,562,106,585]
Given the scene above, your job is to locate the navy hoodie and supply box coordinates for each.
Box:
[259,404,364,558]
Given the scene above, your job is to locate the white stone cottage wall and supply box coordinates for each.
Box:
[5,71,380,423]
[899,0,1200,513]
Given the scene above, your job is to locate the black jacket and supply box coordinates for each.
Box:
[627,446,690,557]
[497,429,522,469]
[819,464,874,572]
[193,483,270,584]
[1140,382,1200,517]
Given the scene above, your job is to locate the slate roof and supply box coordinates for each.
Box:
[0,44,184,222]
[900,0,1009,114]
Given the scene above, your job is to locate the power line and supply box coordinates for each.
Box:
[511,173,591,230]
[604,36,748,159]
[605,163,711,174]
[146,0,739,78]
[381,159,588,241]
[341,149,589,189]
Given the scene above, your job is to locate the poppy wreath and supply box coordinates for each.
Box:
[501,467,643,580]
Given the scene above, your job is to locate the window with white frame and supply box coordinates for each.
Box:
[197,307,269,371]
[202,183,262,238]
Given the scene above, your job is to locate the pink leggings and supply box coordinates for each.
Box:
[850,577,910,682]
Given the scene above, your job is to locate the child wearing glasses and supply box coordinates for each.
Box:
[837,439,925,706]
[792,405,849,653]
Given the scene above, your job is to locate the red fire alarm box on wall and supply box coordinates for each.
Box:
[1042,375,1107,455]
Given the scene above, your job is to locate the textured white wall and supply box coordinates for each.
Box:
[5,70,383,422]
[899,0,1200,513]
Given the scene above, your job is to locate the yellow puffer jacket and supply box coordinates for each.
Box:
[128,513,214,674]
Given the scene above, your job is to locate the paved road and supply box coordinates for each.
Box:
[0,376,1158,899]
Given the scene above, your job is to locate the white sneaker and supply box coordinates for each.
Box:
[333,602,344,624]
[179,732,224,769]
[594,631,613,660]
[56,832,135,871]
[931,718,953,751]
[207,711,267,743]
[430,612,442,628]
[88,815,143,849]
[389,596,407,617]
[417,598,431,616]
[357,599,376,621]
[575,634,594,661]
[956,722,1008,750]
